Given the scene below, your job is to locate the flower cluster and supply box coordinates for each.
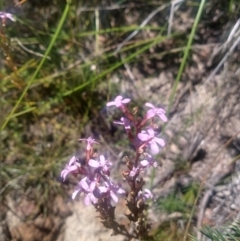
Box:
[61,139,125,206]
[61,95,167,239]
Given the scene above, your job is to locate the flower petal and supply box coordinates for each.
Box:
[84,194,91,205]
[72,189,81,199]
[98,186,108,193]
[122,98,131,104]
[138,133,149,141]
[106,101,116,106]
[90,193,98,204]
[140,160,149,167]
[143,189,153,199]
[80,177,89,191]
[150,142,160,154]
[147,128,155,137]
[154,137,165,147]
[145,102,155,108]
[69,156,77,166]
[117,187,125,194]
[110,191,118,203]
[99,155,106,165]
[89,181,96,192]
[88,159,100,168]
[146,109,155,119]
[157,113,168,122]
[61,169,72,180]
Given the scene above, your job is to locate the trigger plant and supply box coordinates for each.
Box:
[61,95,167,240]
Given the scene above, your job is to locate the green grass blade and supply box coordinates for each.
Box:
[168,0,206,114]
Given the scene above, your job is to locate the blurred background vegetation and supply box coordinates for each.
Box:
[1,0,240,240]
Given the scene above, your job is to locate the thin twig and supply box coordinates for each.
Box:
[12,38,51,60]
[167,0,185,37]
[226,18,240,43]
[205,31,240,83]
[77,3,164,12]
[114,3,170,54]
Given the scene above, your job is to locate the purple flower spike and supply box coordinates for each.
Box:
[79,136,99,151]
[106,96,130,108]
[114,117,131,130]
[88,155,112,172]
[145,102,167,122]
[0,11,16,22]
[138,128,165,155]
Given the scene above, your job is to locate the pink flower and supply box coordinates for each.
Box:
[140,154,158,168]
[88,155,112,172]
[106,96,130,108]
[137,189,154,202]
[72,177,98,205]
[99,181,125,203]
[129,166,140,177]
[61,156,81,181]
[138,128,165,154]
[145,103,167,122]
[79,136,99,151]
[113,117,131,130]
[0,11,15,22]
